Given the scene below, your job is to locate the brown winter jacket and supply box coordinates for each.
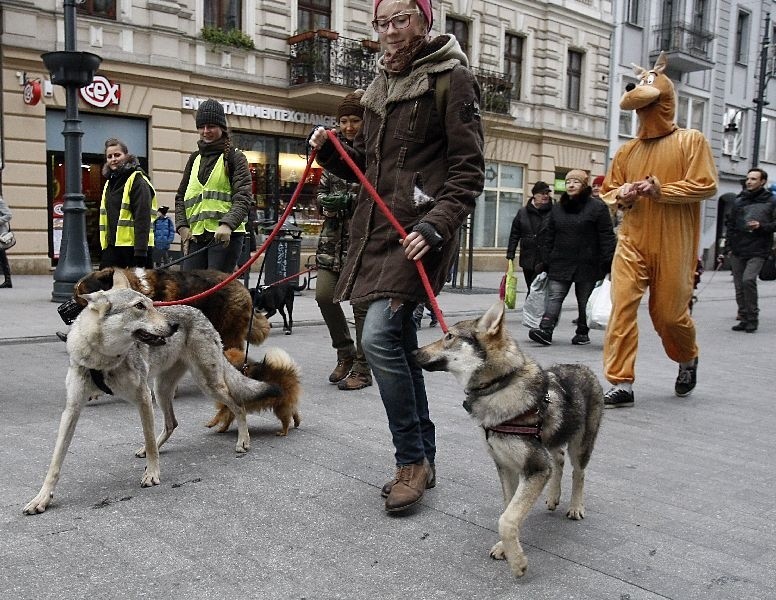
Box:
[317,35,485,305]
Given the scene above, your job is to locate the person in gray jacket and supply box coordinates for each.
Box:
[309,0,484,514]
[722,168,776,332]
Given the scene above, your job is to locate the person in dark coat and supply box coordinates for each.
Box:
[309,0,485,514]
[175,99,252,273]
[506,180,553,291]
[528,169,616,346]
[722,167,776,332]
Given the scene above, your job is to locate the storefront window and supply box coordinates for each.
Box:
[232,132,323,237]
[473,162,524,248]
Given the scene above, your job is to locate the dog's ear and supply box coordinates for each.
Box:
[478,301,504,336]
[112,269,131,290]
[79,291,112,314]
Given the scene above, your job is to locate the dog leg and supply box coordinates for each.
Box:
[205,403,234,432]
[136,362,185,457]
[273,406,301,436]
[545,447,565,511]
[136,388,161,487]
[233,406,250,452]
[23,372,89,514]
[278,306,291,335]
[566,440,587,520]
[495,469,551,577]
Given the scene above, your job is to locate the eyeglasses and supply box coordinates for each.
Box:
[372,9,420,33]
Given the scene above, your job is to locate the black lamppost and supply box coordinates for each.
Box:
[42,0,101,302]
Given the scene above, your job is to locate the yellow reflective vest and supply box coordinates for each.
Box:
[183,154,246,235]
[99,171,157,249]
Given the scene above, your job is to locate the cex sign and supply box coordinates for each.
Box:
[80,75,121,108]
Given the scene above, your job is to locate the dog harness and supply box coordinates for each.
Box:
[484,402,546,440]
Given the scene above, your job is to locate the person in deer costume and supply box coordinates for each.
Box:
[599,52,718,408]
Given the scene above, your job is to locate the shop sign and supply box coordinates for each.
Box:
[182,96,336,127]
[23,80,42,106]
[80,75,121,108]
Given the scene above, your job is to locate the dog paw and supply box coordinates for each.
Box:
[23,492,52,515]
[566,505,585,520]
[546,495,560,511]
[274,430,288,437]
[489,541,506,560]
[140,471,160,487]
[235,440,250,453]
[508,553,528,578]
[135,446,146,458]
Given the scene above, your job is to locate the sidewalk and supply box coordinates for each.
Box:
[1,270,774,599]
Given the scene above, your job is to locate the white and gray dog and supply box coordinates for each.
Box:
[23,272,280,514]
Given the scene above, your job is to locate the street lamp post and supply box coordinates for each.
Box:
[752,12,771,169]
[42,0,101,302]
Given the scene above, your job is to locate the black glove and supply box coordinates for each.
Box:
[506,254,515,261]
[411,222,443,251]
[133,254,148,268]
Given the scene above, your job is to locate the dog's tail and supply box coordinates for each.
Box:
[249,312,271,345]
[223,353,283,403]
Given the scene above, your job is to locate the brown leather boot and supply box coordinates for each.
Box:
[337,371,372,390]
[384,461,435,512]
[328,357,354,383]
[381,462,435,497]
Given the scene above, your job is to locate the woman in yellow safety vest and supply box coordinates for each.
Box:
[174,98,252,273]
[98,138,156,269]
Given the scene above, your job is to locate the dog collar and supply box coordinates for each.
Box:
[463,368,520,413]
[89,369,114,395]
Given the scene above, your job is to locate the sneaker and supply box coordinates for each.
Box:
[337,371,372,391]
[528,328,553,346]
[675,358,698,397]
[384,460,435,512]
[328,357,354,383]
[731,322,748,331]
[571,333,590,345]
[56,331,68,342]
[381,462,436,498]
[429,318,438,327]
[604,387,635,408]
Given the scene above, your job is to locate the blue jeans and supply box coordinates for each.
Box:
[362,298,435,466]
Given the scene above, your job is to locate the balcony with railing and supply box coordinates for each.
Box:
[650,21,715,72]
[288,31,379,90]
[471,67,512,115]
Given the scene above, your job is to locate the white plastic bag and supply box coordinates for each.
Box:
[586,277,612,330]
[521,272,548,329]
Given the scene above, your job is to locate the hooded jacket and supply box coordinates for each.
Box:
[506,199,552,270]
[726,186,776,258]
[316,34,485,304]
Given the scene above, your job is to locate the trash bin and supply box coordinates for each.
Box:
[262,225,302,286]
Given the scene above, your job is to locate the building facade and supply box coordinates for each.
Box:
[1,0,613,274]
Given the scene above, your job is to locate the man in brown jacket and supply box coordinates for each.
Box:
[310,0,484,513]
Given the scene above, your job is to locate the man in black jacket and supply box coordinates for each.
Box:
[506,181,552,290]
[723,168,776,332]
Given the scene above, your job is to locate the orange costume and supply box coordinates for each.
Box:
[600,52,717,391]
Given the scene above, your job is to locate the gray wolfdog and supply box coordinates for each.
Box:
[414,301,603,577]
[23,273,281,515]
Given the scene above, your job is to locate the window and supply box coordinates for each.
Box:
[204,0,242,31]
[723,108,744,157]
[675,95,707,131]
[77,0,116,20]
[566,50,583,111]
[626,0,641,25]
[760,117,776,163]
[445,17,470,58]
[473,163,524,248]
[504,34,524,101]
[692,0,709,31]
[736,10,751,65]
[298,0,331,31]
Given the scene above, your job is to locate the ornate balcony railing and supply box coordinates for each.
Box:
[652,20,715,62]
[288,31,379,89]
[471,67,512,115]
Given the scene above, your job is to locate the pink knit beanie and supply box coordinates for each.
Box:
[374,0,433,29]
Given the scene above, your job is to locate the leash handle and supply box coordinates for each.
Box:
[324,130,448,333]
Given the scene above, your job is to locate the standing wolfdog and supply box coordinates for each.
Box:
[23,273,280,515]
[414,301,603,577]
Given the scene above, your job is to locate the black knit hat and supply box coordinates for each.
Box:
[195,99,227,129]
[337,90,365,120]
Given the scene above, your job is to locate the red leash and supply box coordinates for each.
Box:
[153,150,319,307]
[324,130,448,332]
